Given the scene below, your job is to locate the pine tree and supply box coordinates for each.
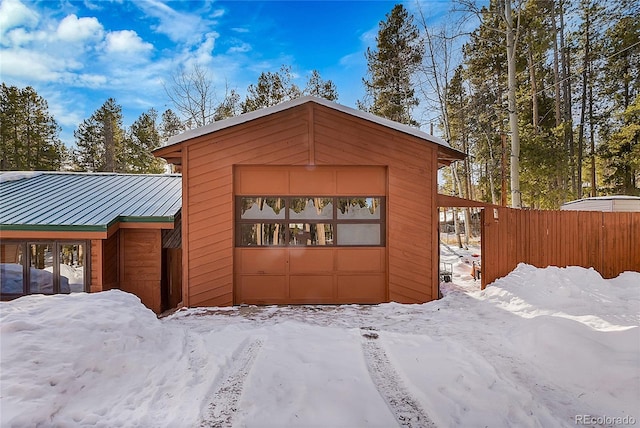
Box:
[462,1,508,204]
[0,84,65,171]
[73,98,125,172]
[241,65,302,113]
[593,4,639,195]
[361,4,423,126]
[160,109,184,144]
[124,108,166,174]
[303,70,338,101]
[598,95,640,195]
[213,89,241,121]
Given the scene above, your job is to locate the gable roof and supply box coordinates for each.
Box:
[158,96,463,158]
[0,172,181,233]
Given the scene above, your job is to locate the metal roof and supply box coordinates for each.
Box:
[160,96,460,152]
[0,172,182,232]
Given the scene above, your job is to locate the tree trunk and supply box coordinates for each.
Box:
[451,165,466,248]
[485,133,498,205]
[589,83,596,197]
[577,9,590,199]
[559,1,575,195]
[104,118,115,172]
[528,45,539,134]
[551,0,562,127]
[504,0,522,208]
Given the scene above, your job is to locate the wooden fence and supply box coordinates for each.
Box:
[480,208,640,289]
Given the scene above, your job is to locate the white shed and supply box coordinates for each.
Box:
[561,196,640,212]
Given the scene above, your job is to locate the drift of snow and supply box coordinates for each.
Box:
[1,259,638,427]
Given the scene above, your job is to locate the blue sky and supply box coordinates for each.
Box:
[0,0,455,146]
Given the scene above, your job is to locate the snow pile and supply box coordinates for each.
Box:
[1,264,638,427]
[481,263,639,329]
[0,291,217,427]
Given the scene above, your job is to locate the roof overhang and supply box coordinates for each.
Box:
[0,217,177,240]
[153,96,466,166]
[437,194,502,209]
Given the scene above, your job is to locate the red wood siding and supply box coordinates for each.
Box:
[182,103,440,306]
[102,232,119,290]
[313,106,438,303]
[482,208,640,288]
[90,240,103,293]
[118,229,162,313]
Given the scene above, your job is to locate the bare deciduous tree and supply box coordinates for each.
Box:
[164,63,217,129]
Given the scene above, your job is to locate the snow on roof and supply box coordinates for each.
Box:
[561,195,640,212]
[0,171,43,183]
[162,96,456,151]
[564,196,640,203]
[0,172,182,231]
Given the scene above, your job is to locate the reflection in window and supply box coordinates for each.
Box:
[289,198,333,220]
[1,241,87,298]
[289,224,334,246]
[240,223,287,246]
[338,198,381,219]
[60,244,85,293]
[29,243,55,294]
[337,224,381,245]
[1,243,25,295]
[236,196,384,247]
[240,197,285,219]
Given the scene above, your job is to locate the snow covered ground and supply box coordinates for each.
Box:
[1,246,638,427]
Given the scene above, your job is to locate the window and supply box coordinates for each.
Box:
[0,241,88,299]
[236,196,384,247]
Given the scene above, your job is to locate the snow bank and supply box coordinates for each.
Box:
[479,263,639,329]
[0,291,216,427]
[1,264,638,427]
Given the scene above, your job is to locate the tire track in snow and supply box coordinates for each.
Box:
[361,329,437,428]
[200,338,263,428]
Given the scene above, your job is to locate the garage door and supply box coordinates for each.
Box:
[234,165,387,304]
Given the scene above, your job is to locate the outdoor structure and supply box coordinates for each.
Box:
[437,194,640,288]
[0,172,182,313]
[561,196,640,212]
[481,207,640,286]
[154,96,465,307]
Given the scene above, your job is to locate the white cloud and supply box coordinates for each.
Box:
[136,0,216,46]
[75,73,108,88]
[210,8,225,19]
[360,25,378,46]
[56,14,104,43]
[3,27,47,46]
[339,52,365,69]
[105,30,153,54]
[191,32,219,65]
[0,0,39,38]
[227,42,251,54]
[0,49,64,81]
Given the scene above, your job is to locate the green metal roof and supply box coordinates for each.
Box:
[0,172,182,232]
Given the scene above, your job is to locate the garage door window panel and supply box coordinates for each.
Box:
[236,196,384,247]
[289,198,333,220]
[240,223,287,246]
[289,223,334,246]
[240,197,285,219]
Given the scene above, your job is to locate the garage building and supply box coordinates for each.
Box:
[154,96,465,306]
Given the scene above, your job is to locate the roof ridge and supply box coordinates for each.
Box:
[158,96,458,154]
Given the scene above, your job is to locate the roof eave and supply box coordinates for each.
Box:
[156,96,462,155]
